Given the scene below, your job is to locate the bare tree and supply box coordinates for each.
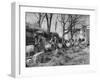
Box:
[35,13,45,28]
[57,14,83,47]
[45,13,53,33]
[55,19,57,32]
[61,14,69,41]
[65,14,90,47]
[57,14,69,42]
[67,14,81,40]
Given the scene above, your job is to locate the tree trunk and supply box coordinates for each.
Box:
[38,13,45,28]
[46,13,53,33]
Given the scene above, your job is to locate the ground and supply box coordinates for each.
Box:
[26,45,89,67]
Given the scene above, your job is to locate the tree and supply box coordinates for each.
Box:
[57,14,69,42]
[55,19,57,32]
[67,14,81,40]
[57,14,83,47]
[35,13,45,28]
[45,13,53,33]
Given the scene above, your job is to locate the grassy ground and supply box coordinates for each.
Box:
[26,46,89,67]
